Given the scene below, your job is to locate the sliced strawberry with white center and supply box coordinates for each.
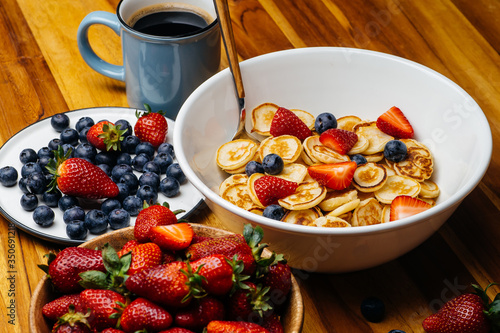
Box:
[307,161,357,190]
[319,128,358,155]
[376,106,414,139]
[253,175,299,206]
[389,195,431,221]
[270,107,312,141]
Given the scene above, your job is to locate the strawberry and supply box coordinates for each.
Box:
[422,283,500,333]
[389,195,431,221]
[174,296,225,331]
[42,294,86,321]
[307,161,357,190]
[39,247,105,294]
[188,254,235,296]
[319,128,358,154]
[101,329,126,333]
[134,202,183,243]
[150,223,194,251]
[206,320,271,333]
[116,240,140,257]
[79,289,125,331]
[52,321,91,333]
[261,261,292,309]
[376,106,414,139]
[226,281,271,321]
[120,242,163,275]
[134,105,169,148]
[86,121,126,152]
[158,328,195,333]
[261,312,284,333]
[51,305,91,333]
[119,297,173,333]
[125,261,192,308]
[269,107,312,141]
[253,175,298,206]
[46,146,119,199]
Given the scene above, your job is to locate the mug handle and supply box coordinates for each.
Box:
[77,11,125,81]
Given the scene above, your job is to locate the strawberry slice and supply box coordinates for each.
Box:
[389,195,431,221]
[319,128,358,154]
[269,107,312,141]
[376,106,414,139]
[307,161,357,190]
[253,175,299,206]
[150,223,194,251]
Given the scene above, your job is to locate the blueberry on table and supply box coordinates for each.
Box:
[139,172,160,190]
[108,208,130,230]
[360,296,385,323]
[66,220,88,240]
[19,148,38,164]
[315,112,337,134]
[0,166,18,187]
[157,142,175,159]
[75,116,94,132]
[136,184,158,205]
[42,189,62,207]
[58,195,79,212]
[63,206,86,224]
[84,209,109,234]
[50,113,70,132]
[384,140,407,162]
[153,152,173,174]
[135,141,155,158]
[263,204,286,221]
[122,195,142,216]
[20,193,38,211]
[166,163,186,184]
[245,161,264,177]
[33,205,55,227]
[122,135,140,154]
[262,154,284,175]
[351,154,368,166]
[159,177,180,197]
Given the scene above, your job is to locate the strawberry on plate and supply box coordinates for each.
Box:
[150,223,194,251]
[389,195,431,221]
[253,175,298,207]
[134,104,169,148]
[86,121,126,152]
[319,128,358,155]
[376,106,414,139]
[307,161,357,190]
[269,107,312,141]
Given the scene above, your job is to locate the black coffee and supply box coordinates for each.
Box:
[132,10,208,37]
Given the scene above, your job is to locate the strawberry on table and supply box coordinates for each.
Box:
[319,128,358,155]
[390,195,431,221]
[150,223,194,251]
[269,107,312,141]
[134,202,184,243]
[376,106,414,139]
[206,320,271,333]
[174,296,225,331]
[307,161,357,190]
[134,104,169,148]
[253,175,299,207]
[86,120,126,152]
[79,289,125,331]
[119,297,173,333]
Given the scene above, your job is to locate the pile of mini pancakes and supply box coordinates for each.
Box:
[216,103,439,228]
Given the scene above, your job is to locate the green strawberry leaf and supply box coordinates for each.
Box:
[79,270,109,289]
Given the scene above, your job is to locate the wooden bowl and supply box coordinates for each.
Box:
[29,224,304,333]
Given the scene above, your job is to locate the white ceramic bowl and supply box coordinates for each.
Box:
[174,47,492,273]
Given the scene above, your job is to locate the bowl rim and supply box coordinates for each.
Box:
[174,46,493,236]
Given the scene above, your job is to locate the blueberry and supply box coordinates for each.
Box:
[116,152,132,165]
[60,128,80,146]
[18,177,29,194]
[50,113,70,132]
[360,296,385,323]
[111,164,133,182]
[63,206,86,224]
[159,177,180,197]
[122,135,140,154]
[119,173,139,194]
[58,195,79,212]
[66,220,88,240]
[108,208,130,230]
[116,183,130,202]
[74,143,97,161]
[166,163,186,184]
[139,172,160,190]
[26,172,47,194]
[97,163,112,176]
[61,144,74,157]
[263,204,286,220]
[78,127,90,144]
[42,189,62,207]
[315,112,337,134]
[95,151,117,166]
[122,196,142,216]
[101,198,122,215]
[135,142,155,158]
[245,161,264,176]
[84,209,108,234]
[48,138,62,151]
[19,148,38,164]
[157,142,175,159]
[136,184,158,205]
[37,159,51,174]
[0,166,18,187]
[351,154,368,166]
[388,331,406,333]
[153,152,173,174]
[75,116,94,132]
[384,140,407,163]
[33,205,55,227]
[37,147,54,159]
[132,153,151,172]
[262,154,284,175]
[21,162,43,178]
[142,161,160,175]
[115,119,133,137]
[20,193,38,211]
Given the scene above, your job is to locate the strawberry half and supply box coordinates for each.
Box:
[307,161,357,190]
[150,223,194,251]
[319,128,358,154]
[253,175,299,206]
[269,107,312,141]
[376,106,414,139]
[389,195,431,221]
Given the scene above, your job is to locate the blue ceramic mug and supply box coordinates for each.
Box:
[77,0,221,119]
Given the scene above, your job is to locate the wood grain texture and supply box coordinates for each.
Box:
[0,0,498,332]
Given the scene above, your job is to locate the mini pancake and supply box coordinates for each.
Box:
[279,181,327,210]
[216,139,259,170]
[282,206,323,225]
[258,135,302,164]
[310,215,351,228]
[351,198,383,226]
[352,162,387,193]
[374,174,421,204]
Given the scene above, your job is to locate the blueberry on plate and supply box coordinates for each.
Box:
[63,206,86,224]
[136,184,158,205]
[0,166,18,187]
[19,148,38,164]
[95,151,117,166]
[153,152,173,174]
[135,141,155,158]
[101,198,122,215]
[360,296,385,323]
[38,155,52,174]
[26,172,47,194]
[157,142,175,159]
[75,116,94,132]
[132,153,151,172]
[111,164,133,182]
[33,205,55,227]
[20,193,38,211]
[108,208,130,230]
[21,162,43,178]
[384,140,407,162]
[262,154,284,175]
[58,195,79,212]
[139,172,160,190]
[37,147,54,159]
[166,163,186,184]
[388,330,406,333]
[97,163,112,176]
[18,177,29,194]
[66,220,88,240]
[351,154,368,166]
[116,152,132,165]
[122,135,141,154]
[47,138,62,151]
[84,209,109,234]
[315,112,337,134]
[245,161,264,177]
[119,173,139,194]
[50,113,70,132]
[122,195,142,216]
[42,189,62,207]
[60,128,80,146]
[116,183,130,202]
[61,144,74,157]
[78,127,90,144]
[159,177,180,197]
[142,161,161,175]
[74,143,97,161]
[115,119,133,137]
[262,204,286,221]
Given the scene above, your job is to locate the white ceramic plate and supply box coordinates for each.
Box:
[0,107,204,245]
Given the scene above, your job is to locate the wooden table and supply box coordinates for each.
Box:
[0,0,499,332]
